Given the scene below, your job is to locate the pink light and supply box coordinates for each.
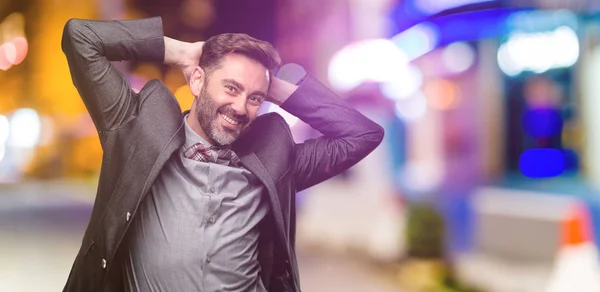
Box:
[10,37,28,65]
[2,42,16,64]
[0,44,13,71]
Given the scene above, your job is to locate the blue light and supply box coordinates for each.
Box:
[506,9,578,33]
[391,22,439,60]
[414,0,496,15]
[431,8,528,46]
[519,149,566,178]
[389,7,530,60]
[522,108,563,138]
[562,148,579,172]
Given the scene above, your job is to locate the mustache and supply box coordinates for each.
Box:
[219,106,249,123]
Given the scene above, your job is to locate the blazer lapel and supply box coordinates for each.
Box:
[238,152,289,246]
[137,120,185,205]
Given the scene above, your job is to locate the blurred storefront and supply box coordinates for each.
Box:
[293,0,600,290]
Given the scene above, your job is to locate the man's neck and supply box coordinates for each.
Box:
[185,113,215,146]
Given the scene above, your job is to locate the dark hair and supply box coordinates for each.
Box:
[199,33,281,79]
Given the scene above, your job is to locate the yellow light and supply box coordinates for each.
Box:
[1,12,25,38]
[174,85,195,110]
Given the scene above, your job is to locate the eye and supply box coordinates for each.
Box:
[249,96,263,104]
[225,85,236,92]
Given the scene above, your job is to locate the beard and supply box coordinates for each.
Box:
[194,85,249,146]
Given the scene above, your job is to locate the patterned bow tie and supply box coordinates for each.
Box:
[183,142,241,167]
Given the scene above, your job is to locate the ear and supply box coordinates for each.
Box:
[189,66,205,97]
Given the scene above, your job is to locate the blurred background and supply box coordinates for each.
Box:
[3,0,600,291]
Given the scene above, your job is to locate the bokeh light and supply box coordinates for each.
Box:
[0,44,13,71]
[10,36,28,65]
[497,26,579,76]
[400,160,444,192]
[519,148,566,178]
[497,43,520,76]
[442,42,476,74]
[424,79,461,110]
[8,109,41,148]
[38,116,55,146]
[391,22,439,61]
[0,115,9,146]
[394,92,428,122]
[277,63,307,85]
[379,64,423,101]
[2,42,17,65]
[328,39,410,92]
[414,0,494,15]
[522,108,563,138]
[328,43,364,91]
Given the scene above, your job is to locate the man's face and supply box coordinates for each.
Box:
[191,53,270,146]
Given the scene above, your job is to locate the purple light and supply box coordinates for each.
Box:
[522,108,563,138]
[414,0,495,15]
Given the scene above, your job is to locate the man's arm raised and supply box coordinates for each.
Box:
[61,18,165,134]
[281,75,384,191]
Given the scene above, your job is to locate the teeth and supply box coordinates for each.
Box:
[221,114,239,125]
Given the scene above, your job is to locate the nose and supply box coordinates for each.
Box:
[231,96,247,116]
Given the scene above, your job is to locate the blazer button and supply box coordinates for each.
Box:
[126,212,132,222]
[102,259,107,269]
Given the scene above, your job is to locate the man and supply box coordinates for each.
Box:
[61,16,383,292]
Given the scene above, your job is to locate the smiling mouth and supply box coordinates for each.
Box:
[220,113,241,125]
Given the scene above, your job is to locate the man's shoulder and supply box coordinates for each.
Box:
[106,79,182,143]
[138,79,171,98]
[235,112,293,149]
[135,79,182,114]
[256,112,288,127]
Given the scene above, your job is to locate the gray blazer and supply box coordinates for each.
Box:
[61,17,384,292]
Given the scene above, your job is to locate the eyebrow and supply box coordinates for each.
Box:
[222,79,267,98]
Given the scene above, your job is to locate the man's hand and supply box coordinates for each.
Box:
[164,37,204,83]
[180,41,204,82]
[267,77,299,106]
